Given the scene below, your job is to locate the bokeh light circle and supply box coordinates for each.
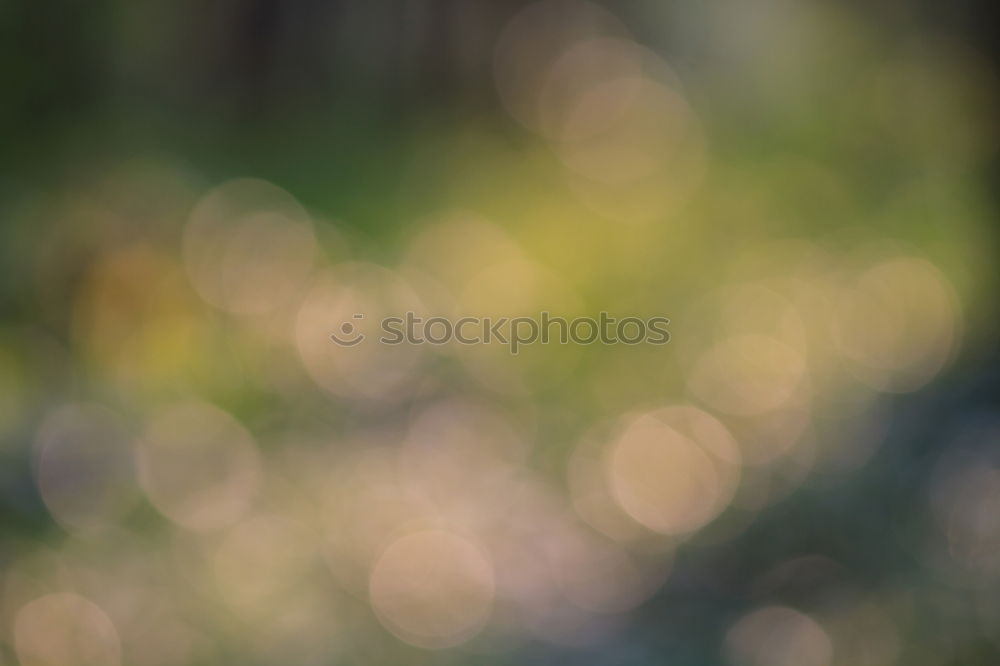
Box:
[14,593,121,666]
[369,530,495,649]
[136,402,260,532]
[725,606,832,666]
[184,178,317,315]
[607,406,741,535]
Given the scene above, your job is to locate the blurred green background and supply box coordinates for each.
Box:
[1,1,999,665]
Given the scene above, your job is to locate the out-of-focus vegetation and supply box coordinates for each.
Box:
[1,1,999,664]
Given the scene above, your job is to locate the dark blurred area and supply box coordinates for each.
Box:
[1,1,997,110]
